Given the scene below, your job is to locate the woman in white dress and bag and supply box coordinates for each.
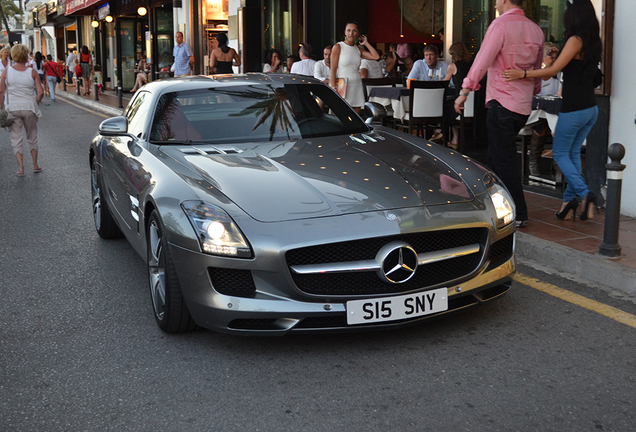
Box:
[329,22,379,114]
[0,44,44,177]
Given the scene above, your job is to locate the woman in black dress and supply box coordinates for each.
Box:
[209,33,241,74]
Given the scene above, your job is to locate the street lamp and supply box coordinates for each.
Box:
[137,7,147,16]
[91,18,99,28]
[105,15,113,23]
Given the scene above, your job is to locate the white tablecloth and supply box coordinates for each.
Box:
[526,109,559,132]
[368,95,410,121]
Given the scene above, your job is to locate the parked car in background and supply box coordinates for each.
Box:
[90,73,516,335]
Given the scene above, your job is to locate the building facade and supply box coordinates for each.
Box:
[20,0,636,217]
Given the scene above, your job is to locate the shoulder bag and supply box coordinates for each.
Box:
[0,70,15,128]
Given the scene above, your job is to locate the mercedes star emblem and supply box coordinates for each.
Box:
[375,241,418,283]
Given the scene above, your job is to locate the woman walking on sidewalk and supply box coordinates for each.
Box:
[79,46,93,96]
[504,0,602,221]
[0,44,44,177]
[43,54,62,101]
[33,52,47,96]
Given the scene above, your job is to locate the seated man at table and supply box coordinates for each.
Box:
[529,42,563,176]
[407,45,449,83]
[314,45,332,83]
[407,45,450,141]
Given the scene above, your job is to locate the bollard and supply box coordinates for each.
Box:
[77,77,82,95]
[117,82,123,108]
[63,75,66,92]
[94,77,99,101]
[599,143,626,258]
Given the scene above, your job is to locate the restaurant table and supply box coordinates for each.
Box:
[526,95,561,131]
[368,86,409,121]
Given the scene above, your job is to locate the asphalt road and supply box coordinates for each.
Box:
[2,99,636,431]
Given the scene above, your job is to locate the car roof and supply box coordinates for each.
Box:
[143,73,323,94]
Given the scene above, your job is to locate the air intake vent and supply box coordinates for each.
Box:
[180,146,242,156]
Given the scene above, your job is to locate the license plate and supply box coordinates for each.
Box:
[346,288,448,325]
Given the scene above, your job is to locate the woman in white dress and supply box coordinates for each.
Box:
[329,22,379,114]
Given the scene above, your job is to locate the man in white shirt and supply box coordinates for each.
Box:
[313,46,331,82]
[290,44,317,76]
[360,58,384,79]
[65,49,77,84]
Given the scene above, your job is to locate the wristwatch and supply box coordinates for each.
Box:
[459,89,469,97]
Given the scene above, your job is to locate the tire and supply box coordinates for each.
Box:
[91,159,122,239]
[147,210,197,333]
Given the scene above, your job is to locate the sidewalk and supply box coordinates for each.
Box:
[54,83,636,295]
[517,191,636,294]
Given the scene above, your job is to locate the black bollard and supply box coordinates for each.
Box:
[63,75,67,92]
[94,77,99,101]
[77,78,81,95]
[117,82,123,108]
[599,143,626,258]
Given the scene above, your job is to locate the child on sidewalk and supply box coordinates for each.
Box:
[72,58,82,87]
[94,64,103,94]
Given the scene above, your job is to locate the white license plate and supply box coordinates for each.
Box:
[346,288,448,325]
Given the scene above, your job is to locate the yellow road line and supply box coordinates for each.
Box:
[57,96,110,118]
[513,273,636,329]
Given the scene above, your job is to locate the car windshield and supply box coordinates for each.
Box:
[149,83,370,144]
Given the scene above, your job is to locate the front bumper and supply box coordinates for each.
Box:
[168,235,515,335]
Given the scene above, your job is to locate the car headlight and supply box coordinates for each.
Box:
[182,201,252,258]
[483,174,515,229]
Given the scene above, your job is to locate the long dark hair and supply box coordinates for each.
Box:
[81,45,89,56]
[563,0,602,65]
[216,33,230,54]
[35,51,43,69]
[267,49,280,65]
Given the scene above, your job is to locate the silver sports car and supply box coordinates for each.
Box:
[90,74,516,335]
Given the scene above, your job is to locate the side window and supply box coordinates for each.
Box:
[127,92,153,138]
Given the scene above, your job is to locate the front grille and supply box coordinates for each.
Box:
[287,228,488,296]
[208,267,256,297]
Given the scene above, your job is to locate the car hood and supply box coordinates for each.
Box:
[167,132,476,222]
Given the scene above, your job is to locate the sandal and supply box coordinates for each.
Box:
[16,171,25,177]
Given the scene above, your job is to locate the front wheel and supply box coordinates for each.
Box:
[147,210,197,333]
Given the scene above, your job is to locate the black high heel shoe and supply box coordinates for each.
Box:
[556,199,579,221]
[579,192,597,221]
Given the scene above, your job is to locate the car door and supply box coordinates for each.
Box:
[102,91,154,235]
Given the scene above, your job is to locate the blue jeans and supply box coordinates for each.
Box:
[486,100,529,221]
[552,106,598,202]
[47,76,57,100]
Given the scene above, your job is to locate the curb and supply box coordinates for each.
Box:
[56,91,124,118]
[516,231,636,295]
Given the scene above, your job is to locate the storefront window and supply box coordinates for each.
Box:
[461,0,492,56]
[155,5,174,72]
[262,0,304,64]
[202,0,229,74]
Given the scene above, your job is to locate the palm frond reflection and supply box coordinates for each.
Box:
[228,87,296,141]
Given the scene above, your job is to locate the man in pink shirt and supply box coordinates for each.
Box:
[454,0,543,228]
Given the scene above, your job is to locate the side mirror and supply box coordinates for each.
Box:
[364,102,387,125]
[99,116,130,136]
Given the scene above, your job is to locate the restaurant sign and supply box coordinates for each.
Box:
[37,5,47,25]
[97,3,110,20]
[65,0,102,15]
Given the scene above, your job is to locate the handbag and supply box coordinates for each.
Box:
[0,71,14,128]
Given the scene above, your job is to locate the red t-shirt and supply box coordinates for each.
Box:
[44,61,62,77]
